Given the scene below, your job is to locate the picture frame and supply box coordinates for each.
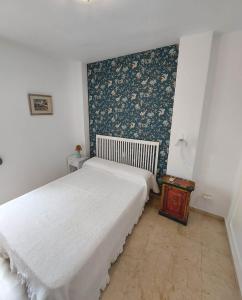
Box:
[28,94,53,115]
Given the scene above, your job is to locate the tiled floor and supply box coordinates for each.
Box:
[101,195,241,300]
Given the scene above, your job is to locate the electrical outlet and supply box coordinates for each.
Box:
[202,193,213,200]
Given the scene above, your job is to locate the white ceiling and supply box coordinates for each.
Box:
[0,0,242,63]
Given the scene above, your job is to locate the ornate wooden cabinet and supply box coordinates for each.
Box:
[159,175,195,225]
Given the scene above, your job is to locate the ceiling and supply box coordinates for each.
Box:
[0,0,242,63]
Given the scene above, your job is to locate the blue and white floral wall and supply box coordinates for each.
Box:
[87,45,178,175]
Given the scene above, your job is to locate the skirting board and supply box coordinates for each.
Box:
[190,206,224,221]
[225,219,242,296]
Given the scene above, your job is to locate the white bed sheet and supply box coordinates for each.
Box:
[0,157,159,300]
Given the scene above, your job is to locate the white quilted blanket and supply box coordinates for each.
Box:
[0,157,159,300]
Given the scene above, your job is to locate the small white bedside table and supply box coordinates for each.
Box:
[67,156,89,173]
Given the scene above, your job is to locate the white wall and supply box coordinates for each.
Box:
[0,39,89,204]
[167,31,242,218]
[67,62,90,157]
[226,157,242,294]
[192,31,242,217]
[166,31,242,292]
[167,32,213,180]
[196,31,242,293]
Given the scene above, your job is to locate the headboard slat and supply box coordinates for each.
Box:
[96,135,159,175]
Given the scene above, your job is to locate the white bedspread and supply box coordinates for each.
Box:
[0,158,159,300]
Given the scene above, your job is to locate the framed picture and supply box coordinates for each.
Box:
[28,94,53,115]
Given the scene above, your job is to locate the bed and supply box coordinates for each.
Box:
[0,136,159,300]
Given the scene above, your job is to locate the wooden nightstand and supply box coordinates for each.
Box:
[159,175,195,225]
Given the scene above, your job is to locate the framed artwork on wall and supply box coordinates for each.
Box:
[28,94,53,115]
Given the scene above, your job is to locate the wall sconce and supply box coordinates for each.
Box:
[175,134,188,147]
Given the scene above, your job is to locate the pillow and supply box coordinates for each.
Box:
[83,157,160,194]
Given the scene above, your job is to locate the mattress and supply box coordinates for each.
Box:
[0,157,159,300]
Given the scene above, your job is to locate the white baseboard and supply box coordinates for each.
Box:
[190,205,224,221]
[225,219,242,296]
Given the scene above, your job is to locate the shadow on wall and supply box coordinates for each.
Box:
[87,45,178,175]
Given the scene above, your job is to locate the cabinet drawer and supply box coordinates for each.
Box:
[163,186,188,220]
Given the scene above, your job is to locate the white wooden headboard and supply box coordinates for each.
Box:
[96,135,159,175]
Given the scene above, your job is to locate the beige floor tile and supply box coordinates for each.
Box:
[202,271,241,300]
[201,214,226,235]
[101,285,125,300]
[153,280,202,300]
[167,256,202,294]
[200,215,230,256]
[123,221,151,258]
[124,269,155,300]
[173,235,202,266]
[101,196,241,300]
[177,211,203,243]
[201,246,237,288]
[145,227,177,255]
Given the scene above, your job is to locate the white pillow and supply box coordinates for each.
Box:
[84,157,160,194]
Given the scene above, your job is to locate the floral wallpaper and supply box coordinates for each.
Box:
[87,44,178,175]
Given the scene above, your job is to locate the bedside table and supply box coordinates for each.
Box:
[67,156,89,173]
[159,175,195,225]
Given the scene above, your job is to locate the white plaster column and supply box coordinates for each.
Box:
[167,32,213,180]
